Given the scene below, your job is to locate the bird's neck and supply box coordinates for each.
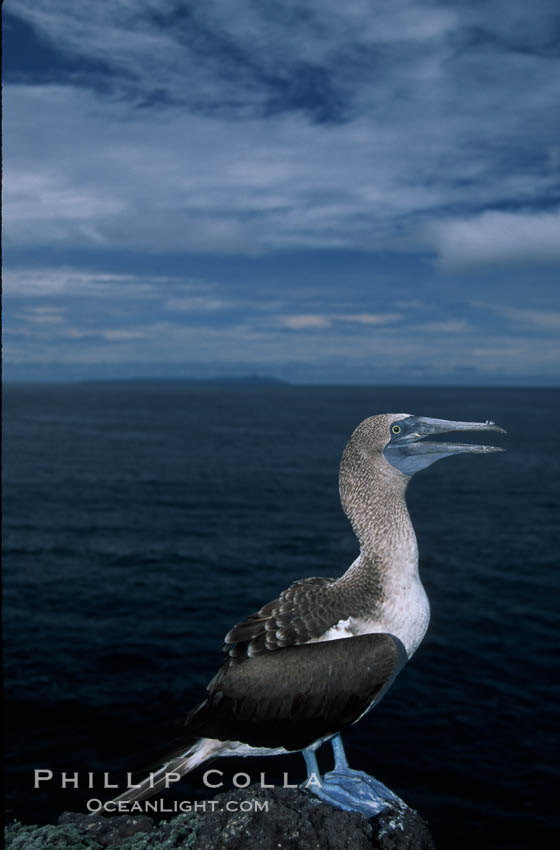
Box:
[339,443,418,577]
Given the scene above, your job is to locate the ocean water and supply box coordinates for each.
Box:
[3,383,558,849]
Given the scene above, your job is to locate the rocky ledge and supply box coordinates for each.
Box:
[5,786,436,850]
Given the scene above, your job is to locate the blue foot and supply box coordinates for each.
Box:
[301,735,403,817]
[307,767,402,817]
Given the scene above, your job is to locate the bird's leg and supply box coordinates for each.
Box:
[331,734,349,769]
[302,746,323,789]
[302,735,403,818]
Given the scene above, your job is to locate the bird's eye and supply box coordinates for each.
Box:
[391,424,401,435]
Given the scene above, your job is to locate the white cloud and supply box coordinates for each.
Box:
[474,303,560,330]
[432,209,560,267]
[7,168,124,243]
[165,296,228,312]
[2,266,214,298]
[4,84,444,254]
[279,312,402,329]
[417,319,470,333]
[500,307,560,329]
[16,306,65,325]
[334,313,402,325]
[280,315,332,329]
[64,328,148,341]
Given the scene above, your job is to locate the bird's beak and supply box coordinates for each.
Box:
[385,416,507,476]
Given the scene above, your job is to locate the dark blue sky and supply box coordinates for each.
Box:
[4,0,560,383]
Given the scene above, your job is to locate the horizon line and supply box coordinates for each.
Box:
[3,377,559,389]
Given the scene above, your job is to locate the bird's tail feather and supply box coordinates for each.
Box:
[108,737,227,805]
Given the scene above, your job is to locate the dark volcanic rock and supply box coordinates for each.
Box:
[194,786,436,850]
[371,801,436,850]
[58,810,155,844]
[196,787,374,849]
[5,786,435,849]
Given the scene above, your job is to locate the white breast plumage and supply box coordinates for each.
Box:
[308,576,430,660]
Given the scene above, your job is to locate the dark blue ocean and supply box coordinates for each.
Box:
[3,383,559,848]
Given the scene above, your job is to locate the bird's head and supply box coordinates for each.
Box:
[349,413,506,477]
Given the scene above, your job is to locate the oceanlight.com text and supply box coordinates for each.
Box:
[86,798,270,814]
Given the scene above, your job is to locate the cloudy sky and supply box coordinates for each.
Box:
[4,0,560,383]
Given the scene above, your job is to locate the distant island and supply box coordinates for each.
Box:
[80,375,289,385]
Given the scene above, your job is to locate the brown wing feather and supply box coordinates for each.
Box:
[185,633,404,750]
[224,576,345,657]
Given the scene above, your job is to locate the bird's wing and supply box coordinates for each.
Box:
[224,576,348,657]
[185,633,404,751]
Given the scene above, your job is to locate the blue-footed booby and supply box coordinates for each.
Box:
[110,413,505,816]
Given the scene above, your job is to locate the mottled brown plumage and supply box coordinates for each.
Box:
[225,573,387,658]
